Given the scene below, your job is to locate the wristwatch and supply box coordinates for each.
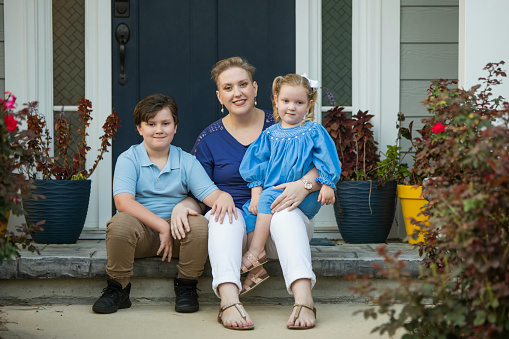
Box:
[301,178,313,191]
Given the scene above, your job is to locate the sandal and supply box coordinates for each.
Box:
[287,303,317,330]
[241,250,268,273]
[240,266,270,296]
[217,302,254,330]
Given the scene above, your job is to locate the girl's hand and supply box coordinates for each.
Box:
[318,185,335,205]
[248,195,260,215]
[270,180,310,213]
[210,192,238,224]
[170,203,199,240]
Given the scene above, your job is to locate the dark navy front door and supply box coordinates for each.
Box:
[112,0,295,159]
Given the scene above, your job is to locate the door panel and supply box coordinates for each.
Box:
[112,0,295,160]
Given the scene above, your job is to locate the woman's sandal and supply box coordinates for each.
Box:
[240,266,270,296]
[240,250,268,274]
[287,303,317,330]
[217,302,254,330]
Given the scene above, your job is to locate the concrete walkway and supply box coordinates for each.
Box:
[0,303,402,339]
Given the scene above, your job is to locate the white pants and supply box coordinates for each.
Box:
[206,208,316,297]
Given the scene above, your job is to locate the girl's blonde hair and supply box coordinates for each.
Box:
[211,56,256,88]
[271,74,317,124]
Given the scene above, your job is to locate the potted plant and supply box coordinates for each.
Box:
[323,90,398,243]
[1,92,40,261]
[17,98,120,244]
[391,112,429,244]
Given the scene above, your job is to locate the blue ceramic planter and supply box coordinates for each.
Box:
[24,180,91,244]
[334,180,397,243]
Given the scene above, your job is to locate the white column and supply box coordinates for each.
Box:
[295,0,322,121]
[84,0,113,229]
[352,0,400,155]
[459,0,509,99]
[5,0,53,127]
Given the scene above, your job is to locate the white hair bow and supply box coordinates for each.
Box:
[301,73,320,90]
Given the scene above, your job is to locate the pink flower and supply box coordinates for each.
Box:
[431,122,446,134]
[4,113,18,131]
[3,92,16,109]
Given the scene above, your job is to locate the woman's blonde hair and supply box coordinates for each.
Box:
[271,74,317,124]
[211,57,256,88]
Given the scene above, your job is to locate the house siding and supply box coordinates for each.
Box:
[388,0,459,240]
[400,0,459,153]
[0,0,4,95]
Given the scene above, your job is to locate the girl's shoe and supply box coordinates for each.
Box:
[287,303,317,330]
[240,250,268,274]
[240,266,270,296]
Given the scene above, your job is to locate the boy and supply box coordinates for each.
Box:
[92,94,235,314]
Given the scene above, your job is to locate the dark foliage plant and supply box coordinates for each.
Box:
[20,98,121,180]
[322,90,380,181]
[348,62,509,338]
[1,93,40,263]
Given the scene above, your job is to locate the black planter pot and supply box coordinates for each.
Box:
[334,180,397,243]
[23,180,91,244]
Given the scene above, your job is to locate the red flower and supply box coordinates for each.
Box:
[4,113,18,131]
[431,122,446,134]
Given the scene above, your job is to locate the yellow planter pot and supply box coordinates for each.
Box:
[397,185,429,244]
[0,211,10,234]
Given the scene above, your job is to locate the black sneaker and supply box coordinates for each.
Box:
[174,278,199,313]
[92,279,132,314]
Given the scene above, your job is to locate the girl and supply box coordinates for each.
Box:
[239,74,342,295]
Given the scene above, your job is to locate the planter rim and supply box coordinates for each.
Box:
[397,184,424,199]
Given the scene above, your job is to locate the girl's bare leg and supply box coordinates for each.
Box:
[287,278,316,327]
[218,283,253,328]
[245,213,271,259]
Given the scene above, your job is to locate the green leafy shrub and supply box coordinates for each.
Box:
[348,61,509,338]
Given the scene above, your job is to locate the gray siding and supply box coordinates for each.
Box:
[392,0,459,240]
[400,0,459,151]
[0,0,4,95]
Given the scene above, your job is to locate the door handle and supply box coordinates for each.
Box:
[115,23,130,85]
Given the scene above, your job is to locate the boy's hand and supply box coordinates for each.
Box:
[248,194,260,215]
[210,191,237,224]
[318,185,335,205]
[157,225,173,262]
[171,203,199,240]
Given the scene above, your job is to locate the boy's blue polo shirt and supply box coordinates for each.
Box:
[113,142,218,219]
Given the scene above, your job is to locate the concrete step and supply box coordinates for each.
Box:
[0,240,422,305]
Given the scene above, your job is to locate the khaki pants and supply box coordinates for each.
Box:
[105,212,208,287]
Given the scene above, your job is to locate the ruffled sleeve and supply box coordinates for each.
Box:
[312,123,342,189]
[239,131,271,188]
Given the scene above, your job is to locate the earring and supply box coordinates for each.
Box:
[254,97,258,106]
[221,105,224,114]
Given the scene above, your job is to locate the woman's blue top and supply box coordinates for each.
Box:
[191,110,275,209]
[239,121,342,190]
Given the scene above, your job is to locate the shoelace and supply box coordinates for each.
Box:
[176,285,200,297]
[101,285,120,297]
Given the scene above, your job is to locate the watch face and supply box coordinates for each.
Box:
[304,182,312,190]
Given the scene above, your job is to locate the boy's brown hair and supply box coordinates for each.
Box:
[133,94,179,126]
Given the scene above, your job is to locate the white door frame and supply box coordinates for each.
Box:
[295,0,400,230]
[5,0,112,229]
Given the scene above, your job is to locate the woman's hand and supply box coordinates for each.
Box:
[210,191,238,224]
[270,180,310,213]
[170,202,199,240]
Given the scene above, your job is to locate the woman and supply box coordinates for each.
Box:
[172,57,321,330]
